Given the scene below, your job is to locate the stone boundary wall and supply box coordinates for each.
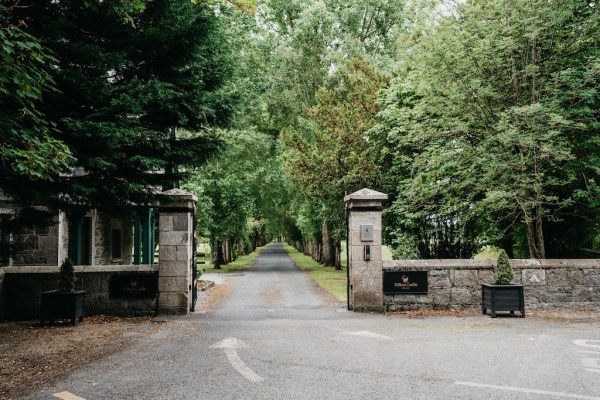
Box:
[383,259,600,311]
[0,265,158,320]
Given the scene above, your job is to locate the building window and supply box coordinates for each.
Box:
[112,229,122,260]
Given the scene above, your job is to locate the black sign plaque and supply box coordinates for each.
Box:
[383,271,428,295]
[109,274,157,299]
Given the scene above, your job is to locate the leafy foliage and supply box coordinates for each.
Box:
[6,0,234,210]
[374,0,600,258]
[0,5,73,181]
[182,129,287,266]
[283,59,390,264]
[253,0,407,265]
[3,0,600,266]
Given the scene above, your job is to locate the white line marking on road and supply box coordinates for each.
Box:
[341,330,394,340]
[324,326,394,340]
[579,350,600,355]
[52,392,86,400]
[210,337,264,383]
[574,340,600,349]
[455,381,600,400]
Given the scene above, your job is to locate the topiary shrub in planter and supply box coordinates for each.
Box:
[58,257,76,292]
[482,250,524,318]
[41,258,86,326]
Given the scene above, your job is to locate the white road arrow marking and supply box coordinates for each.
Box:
[210,337,264,383]
[52,392,87,400]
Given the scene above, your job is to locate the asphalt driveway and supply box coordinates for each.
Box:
[20,243,600,400]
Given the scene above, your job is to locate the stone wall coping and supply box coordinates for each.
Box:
[161,188,198,202]
[344,188,388,202]
[382,259,600,270]
[1,264,159,274]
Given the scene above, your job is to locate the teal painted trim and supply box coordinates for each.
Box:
[141,208,154,265]
[68,216,83,265]
[133,216,141,265]
[149,208,155,266]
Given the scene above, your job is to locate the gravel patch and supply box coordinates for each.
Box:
[0,316,163,400]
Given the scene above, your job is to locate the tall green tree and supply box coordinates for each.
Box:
[183,130,286,268]
[283,59,389,267]
[375,0,600,258]
[251,0,406,265]
[6,0,234,211]
[0,4,72,182]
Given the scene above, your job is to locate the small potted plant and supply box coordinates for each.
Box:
[481,249,525,318]
[41,258,86,326]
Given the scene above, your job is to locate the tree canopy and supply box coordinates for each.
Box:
[4,0,234,211]
[0,4,73,181]
[373,0,600,258]
[2,0,599,264]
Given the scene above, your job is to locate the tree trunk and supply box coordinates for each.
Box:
[526,219,537,258]
[221,242,228,265]
[526,206,545,259]
[221,242,226,265]
[334,243,341,270]
[321,223,335,267]
[535,205,545,259]
[313,241,321,262]
[228,238,234,262]
[212,237,223,269]
[223,240,232,264]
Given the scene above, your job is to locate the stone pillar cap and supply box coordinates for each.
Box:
[344,188,388,203]
[161,188,198,202]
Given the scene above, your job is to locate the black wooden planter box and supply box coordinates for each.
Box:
[481,284,524,318]
[41,290,86,326]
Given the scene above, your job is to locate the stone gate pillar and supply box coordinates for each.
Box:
[344,188,388,312]
[158,188,197,315]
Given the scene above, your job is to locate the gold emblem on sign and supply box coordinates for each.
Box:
[394,274,418,289]
[122,279,146,293]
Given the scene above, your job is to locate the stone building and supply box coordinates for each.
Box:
[0,194,156,267]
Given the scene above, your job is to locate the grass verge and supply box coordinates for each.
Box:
[473,246,501,260]
[281,243,347,302]
[201,246,265,274]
